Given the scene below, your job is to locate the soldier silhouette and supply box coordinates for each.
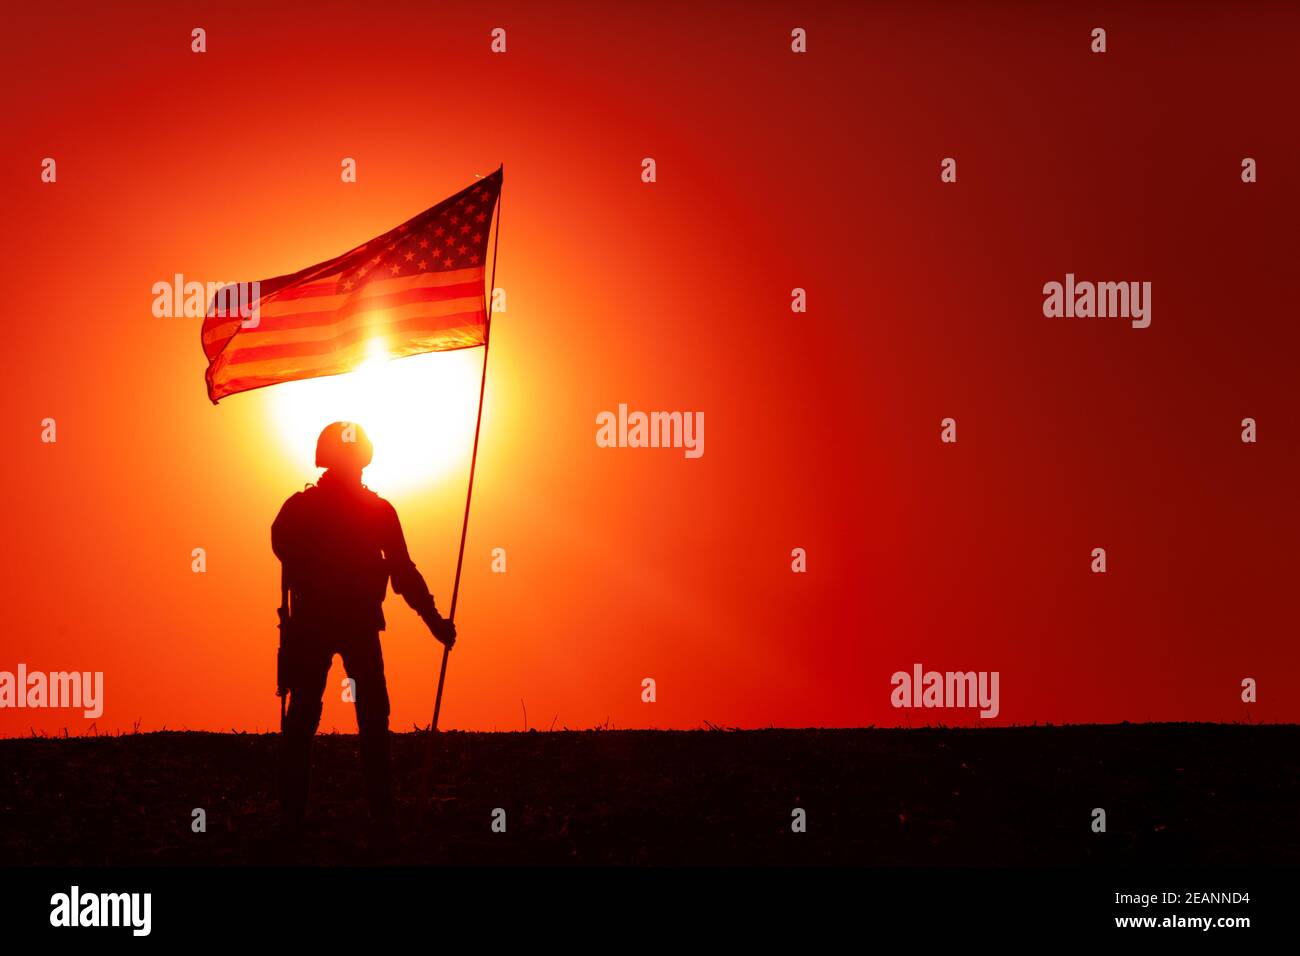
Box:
[272,421,455,844]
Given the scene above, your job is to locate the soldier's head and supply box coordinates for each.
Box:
[315,421,373,479]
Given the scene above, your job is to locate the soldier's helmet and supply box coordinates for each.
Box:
[315,421,374,470]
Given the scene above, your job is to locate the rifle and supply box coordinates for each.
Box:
[276,568,292,731]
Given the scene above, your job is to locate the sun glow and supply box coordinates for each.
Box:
[269,339,485,492]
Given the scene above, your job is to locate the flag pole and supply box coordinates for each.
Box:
[432,166,502,732]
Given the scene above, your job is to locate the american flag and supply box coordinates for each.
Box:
[203,166,501,403]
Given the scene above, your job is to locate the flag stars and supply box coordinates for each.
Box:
[323,183,491,283]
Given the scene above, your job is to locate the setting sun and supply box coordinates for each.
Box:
[268,339,487,492]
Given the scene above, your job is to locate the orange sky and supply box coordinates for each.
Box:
[3,1,1298,735]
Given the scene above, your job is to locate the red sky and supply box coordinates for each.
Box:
[2,1,1297,735]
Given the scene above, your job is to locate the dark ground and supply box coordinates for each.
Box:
[1,724,1295,866]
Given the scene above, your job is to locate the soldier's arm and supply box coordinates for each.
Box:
[379,501,438,619]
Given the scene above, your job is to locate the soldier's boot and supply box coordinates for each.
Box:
[360,727,398,849]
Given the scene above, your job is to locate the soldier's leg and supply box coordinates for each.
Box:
[341,631,394,826]
[279,640,332,828]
